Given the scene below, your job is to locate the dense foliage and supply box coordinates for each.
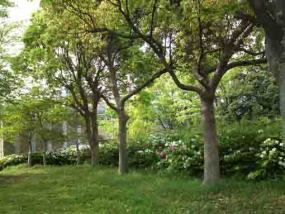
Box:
[0,0,284,188]
[1,121,284,180]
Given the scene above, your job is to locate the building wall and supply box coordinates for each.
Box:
[3,141,15,156]
[0,120,112,157]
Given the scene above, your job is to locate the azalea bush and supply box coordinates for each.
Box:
[154,135,203,176]
[1,132,284,180]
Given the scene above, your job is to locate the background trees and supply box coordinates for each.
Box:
[0,0,283,187]
[0,87,66,166]
[99,0,266,184]
[20,10,107,166]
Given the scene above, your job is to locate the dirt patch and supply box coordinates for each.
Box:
[0,174,27,183]
[277,195,285,206]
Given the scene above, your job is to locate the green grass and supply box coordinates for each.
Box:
[0,165,284,214]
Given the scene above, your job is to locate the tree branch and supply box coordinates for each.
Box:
[225,58,267,71]
[121,68,167,104]
[168,69,202,94]
[101,94,119,112]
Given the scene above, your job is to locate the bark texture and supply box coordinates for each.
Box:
[118,110,129,175]
[265,30,285,141]
[42,141,47,167]
[76,139,81,165]
[279,65,285,138]
[86,116,100,166]
[201,97,220,185]
[90,141,99,166]
[249,0,285,140]
[83,97,100,166]
[27,141,32,167]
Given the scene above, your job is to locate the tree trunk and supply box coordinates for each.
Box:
[42,141,47,167]
[28,141,32,167]
[90,109,100,166]
[118,110,129,175]
[90,141,99,166]
[266,36,285,140]
[279,67,285,139]
[75,138,81,165]
[249,0,285,141]
[201,97,220,185]
[84,111,100,166]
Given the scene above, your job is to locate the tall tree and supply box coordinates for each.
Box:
[40,0,167,174]
[103,0,266,184]
[100,37,165,174]
[38,0,267,183]
[247,0,285,140]
[0,87,65,166]
[20,11,105,166]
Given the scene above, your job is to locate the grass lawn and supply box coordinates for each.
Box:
[0,165,284,214]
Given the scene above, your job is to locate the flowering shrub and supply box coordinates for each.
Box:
[247,138,285,180]
[1,135,284,180]
[155,135,203,175]
[0,154,27,171]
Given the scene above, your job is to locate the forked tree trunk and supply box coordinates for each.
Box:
[118,110,129,175]
[28,141,32,167]
[201,97,220,185]
[85,109,100,166]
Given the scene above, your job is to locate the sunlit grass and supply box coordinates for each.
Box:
[0,165,284,213]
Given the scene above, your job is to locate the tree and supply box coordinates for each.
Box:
[218,67,279,122]
[0,87,65,166]
[37,0,267,183]
[0,0,11,16]
[103,0,266,184]
[38,0,167,174]
[247,0,285,140]
[21,11,105,166]
[0,0,21,103]
[100,37,165,174]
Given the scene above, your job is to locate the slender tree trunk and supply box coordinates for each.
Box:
[28,141,32,167]
[201,97,220,185]
[91,108,100,166]
[42,141,47,167]
[75,138,81,165]
[118,110,129,175]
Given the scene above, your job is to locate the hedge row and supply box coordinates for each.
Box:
[0,136,284,180]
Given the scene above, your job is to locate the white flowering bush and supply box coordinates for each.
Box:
[0,154,26,171]
[247,138,285,180]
